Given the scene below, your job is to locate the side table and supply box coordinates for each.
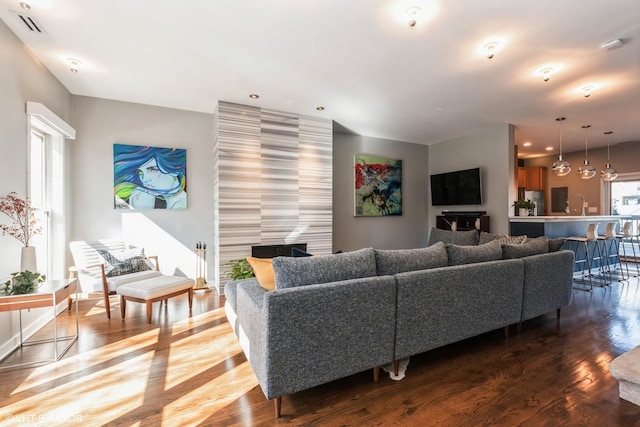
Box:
[0,278,79,370]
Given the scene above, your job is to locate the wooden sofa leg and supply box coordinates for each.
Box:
[504,325,509,338]
[557,308,561,319]
[188,288,193,310]
[394,360,400,377]
[120,296,126,319]
[373,367,379,382]
[274,397,282,418]
[517,322,522,334]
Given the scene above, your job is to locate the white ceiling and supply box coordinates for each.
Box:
[2,0,639,158]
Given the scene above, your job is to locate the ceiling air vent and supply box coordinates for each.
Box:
[10,10,45,34]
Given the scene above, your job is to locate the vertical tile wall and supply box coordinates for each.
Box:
[213,101,332,294]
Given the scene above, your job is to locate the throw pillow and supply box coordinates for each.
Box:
[292,247,313,257]
[272,247,377,289]
[502,236,550,259]
[374,242,448,275]
[446,239,502,266]
[97,248,151,277]
[478,231,527,245]
[548,238,566,252]
[428,228,479,246]
[246,257,276,291]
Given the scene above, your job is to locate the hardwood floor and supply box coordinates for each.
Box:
[2,274,640,426]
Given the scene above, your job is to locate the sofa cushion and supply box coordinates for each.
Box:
[479,231,527,245]
[548,238,566,252]
[428,228,479,246]
[446,239,503,266]
[502,236,550,259]
[97,248,151,277]
[272,247,377,289]
[374,242,448,275]
[246,257,276,290]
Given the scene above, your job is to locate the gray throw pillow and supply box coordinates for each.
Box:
[272,247,377,289]
[548,238,566,252]
[375,242,448,275]
[502,236,550,259]
[428,227,479,246]
[478,231,497,245]
[446,239,502,266]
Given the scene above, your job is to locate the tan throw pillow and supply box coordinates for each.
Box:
[246,257,275,291]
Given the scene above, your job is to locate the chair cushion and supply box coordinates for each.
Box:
[272,247,376,289]
[428,228,479,246]
[374,242,448,275]
[446,239,503,265]
[246,257,276,291]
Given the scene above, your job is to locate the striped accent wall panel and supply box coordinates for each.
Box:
[213,101,333,293]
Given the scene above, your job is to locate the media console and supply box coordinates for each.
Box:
[436,213,490,233]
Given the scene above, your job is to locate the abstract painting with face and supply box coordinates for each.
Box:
[113,143,187,210]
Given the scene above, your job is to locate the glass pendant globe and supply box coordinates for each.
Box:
[552,158,571,176]
[577,160,596,179]
[601,164,618,181]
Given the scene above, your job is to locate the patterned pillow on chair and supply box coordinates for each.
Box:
[97,248,151,277]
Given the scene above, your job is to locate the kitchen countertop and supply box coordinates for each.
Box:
[509,215,627,222]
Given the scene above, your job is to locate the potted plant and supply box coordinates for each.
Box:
[223,259,255,281]
[3,270,46,295]
[513,199,536,216]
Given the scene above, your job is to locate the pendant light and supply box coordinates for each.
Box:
[577,124,596,179]
[601,131,618,181]
[552,117,571,176]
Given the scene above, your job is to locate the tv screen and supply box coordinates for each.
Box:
[430,167,482,206]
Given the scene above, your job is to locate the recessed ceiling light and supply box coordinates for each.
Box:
[19,2,31,10]
[600,39,624,51]
[316,106,325,111]
[484,42,498,59]
[249,94,259,99]
[545,146,554,151]
[539,67,553,82]
[523,142,532,147]
[581,85,594,98]
[67,58,81,73]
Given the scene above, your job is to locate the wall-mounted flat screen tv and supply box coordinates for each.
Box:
[430,167,482,206]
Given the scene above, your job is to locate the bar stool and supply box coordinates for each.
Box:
[598,222,621,282]
[617,221,640,277]
[566,223,606,290]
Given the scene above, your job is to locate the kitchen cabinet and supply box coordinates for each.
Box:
[518,166,547,191]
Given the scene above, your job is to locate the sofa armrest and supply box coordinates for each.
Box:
[521,250,575,321]
[237,276,396,400]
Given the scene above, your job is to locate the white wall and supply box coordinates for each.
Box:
[69,96,215,279]
[0,19,73,358]
[428,124,515,235]
[333,132,430,250]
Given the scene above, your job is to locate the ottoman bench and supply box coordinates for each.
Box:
[610,345,640,406]
[116,275,194,323]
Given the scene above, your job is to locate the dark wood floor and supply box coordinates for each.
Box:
[2,272,640,426]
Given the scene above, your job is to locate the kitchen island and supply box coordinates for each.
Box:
[509,215,627,239]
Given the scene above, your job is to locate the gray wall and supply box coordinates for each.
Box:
[69,96,215,278]
[0,19,72,358]
[333,132,430,250]
[428,124,515,235]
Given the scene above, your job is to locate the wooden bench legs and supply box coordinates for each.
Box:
[120,288,193,323]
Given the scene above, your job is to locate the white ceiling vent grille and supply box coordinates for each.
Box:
[10,10,45,34]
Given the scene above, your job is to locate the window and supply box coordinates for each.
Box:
[609,173,640,216]
[27,102,75,280]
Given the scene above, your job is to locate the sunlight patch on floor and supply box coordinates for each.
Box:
[12,328,160,394]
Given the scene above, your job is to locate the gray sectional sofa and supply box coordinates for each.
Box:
[224,229,575,417]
